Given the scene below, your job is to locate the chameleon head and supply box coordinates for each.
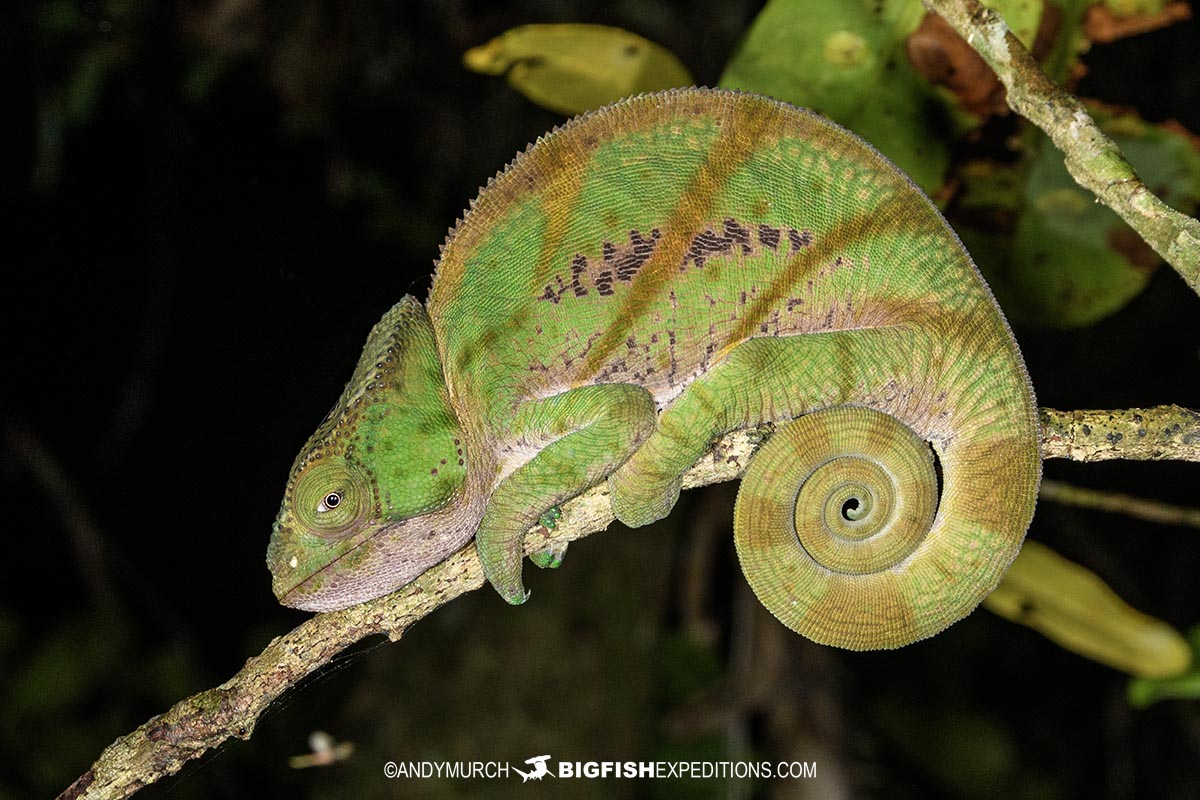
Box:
[267,297,478,611]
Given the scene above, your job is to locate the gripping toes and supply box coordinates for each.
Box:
[476,383,657,603]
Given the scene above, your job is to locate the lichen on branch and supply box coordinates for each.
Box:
[1039,405,1200,461]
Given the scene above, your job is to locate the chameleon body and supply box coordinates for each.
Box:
[267,88,1041,650]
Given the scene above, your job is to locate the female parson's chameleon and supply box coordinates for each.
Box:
[267,88,1041,650]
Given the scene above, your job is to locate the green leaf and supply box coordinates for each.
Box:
[1040,0,1094,84]
[719,0,949,192]
[987,0,1045,48]
[960,110,1200,328]
[463,24,693,116]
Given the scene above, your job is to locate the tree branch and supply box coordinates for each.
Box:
[1040,479,1200,529]
[59,407,1200,799]
[1039,405,1200,461]
[923,0,1200,294]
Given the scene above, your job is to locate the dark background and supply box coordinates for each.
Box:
[6,1,1200,798]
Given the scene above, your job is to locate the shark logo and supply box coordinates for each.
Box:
[514,755,552,782]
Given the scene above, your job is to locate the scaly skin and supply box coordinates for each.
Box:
[267,88,1041,649]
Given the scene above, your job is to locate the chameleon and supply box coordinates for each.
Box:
[266,88,1041,650]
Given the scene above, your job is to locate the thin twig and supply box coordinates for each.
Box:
[57,407,1200,798]
[1040,479,1200,529]
[4,421,120,619]
[923,0,1200,293]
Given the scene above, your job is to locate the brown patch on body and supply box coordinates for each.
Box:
[575,101,778,377]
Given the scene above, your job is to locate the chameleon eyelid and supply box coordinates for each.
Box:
[317,491,342,513]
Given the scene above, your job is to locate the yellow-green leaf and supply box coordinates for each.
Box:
[1128,626,1200,707]
[984,540,1192,678]
[463,24,693,116]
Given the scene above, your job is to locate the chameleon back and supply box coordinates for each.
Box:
[429,89,1028,427]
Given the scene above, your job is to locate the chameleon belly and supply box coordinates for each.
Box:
[270,88,1040,649]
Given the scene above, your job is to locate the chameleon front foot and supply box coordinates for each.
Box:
[537,505,562,531]
[530,506,567,568]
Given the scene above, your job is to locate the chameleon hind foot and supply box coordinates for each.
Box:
[530,541,568,569]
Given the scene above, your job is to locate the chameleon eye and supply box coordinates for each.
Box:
[292,461,367,537]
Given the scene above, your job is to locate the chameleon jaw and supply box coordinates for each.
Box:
[269,496,487,612]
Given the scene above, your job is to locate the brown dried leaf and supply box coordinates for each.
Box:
[1083,0,1192,43]
[907,13,1007,116]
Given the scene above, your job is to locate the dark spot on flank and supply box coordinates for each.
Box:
[758,224,780,250]
[1081,424,1092,436]
[546,229,660,301]
[571,254,589,297]
[595,270,614,295]
[723,218,753,253]
[616,229,657,281]
[1106,432,1123,444]
[683,228,724,270]
[540,275,568,304]
[789,228,814,250]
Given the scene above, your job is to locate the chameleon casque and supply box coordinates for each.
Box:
[267,88,1041,650]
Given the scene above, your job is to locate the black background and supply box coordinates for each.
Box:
[6,1,1200,798]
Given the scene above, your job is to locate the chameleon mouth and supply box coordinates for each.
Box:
[269,506,483,612]
[267,523,378,612]
[270,540,379,612]
[276,581,328,611]
[272,555,366,612]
